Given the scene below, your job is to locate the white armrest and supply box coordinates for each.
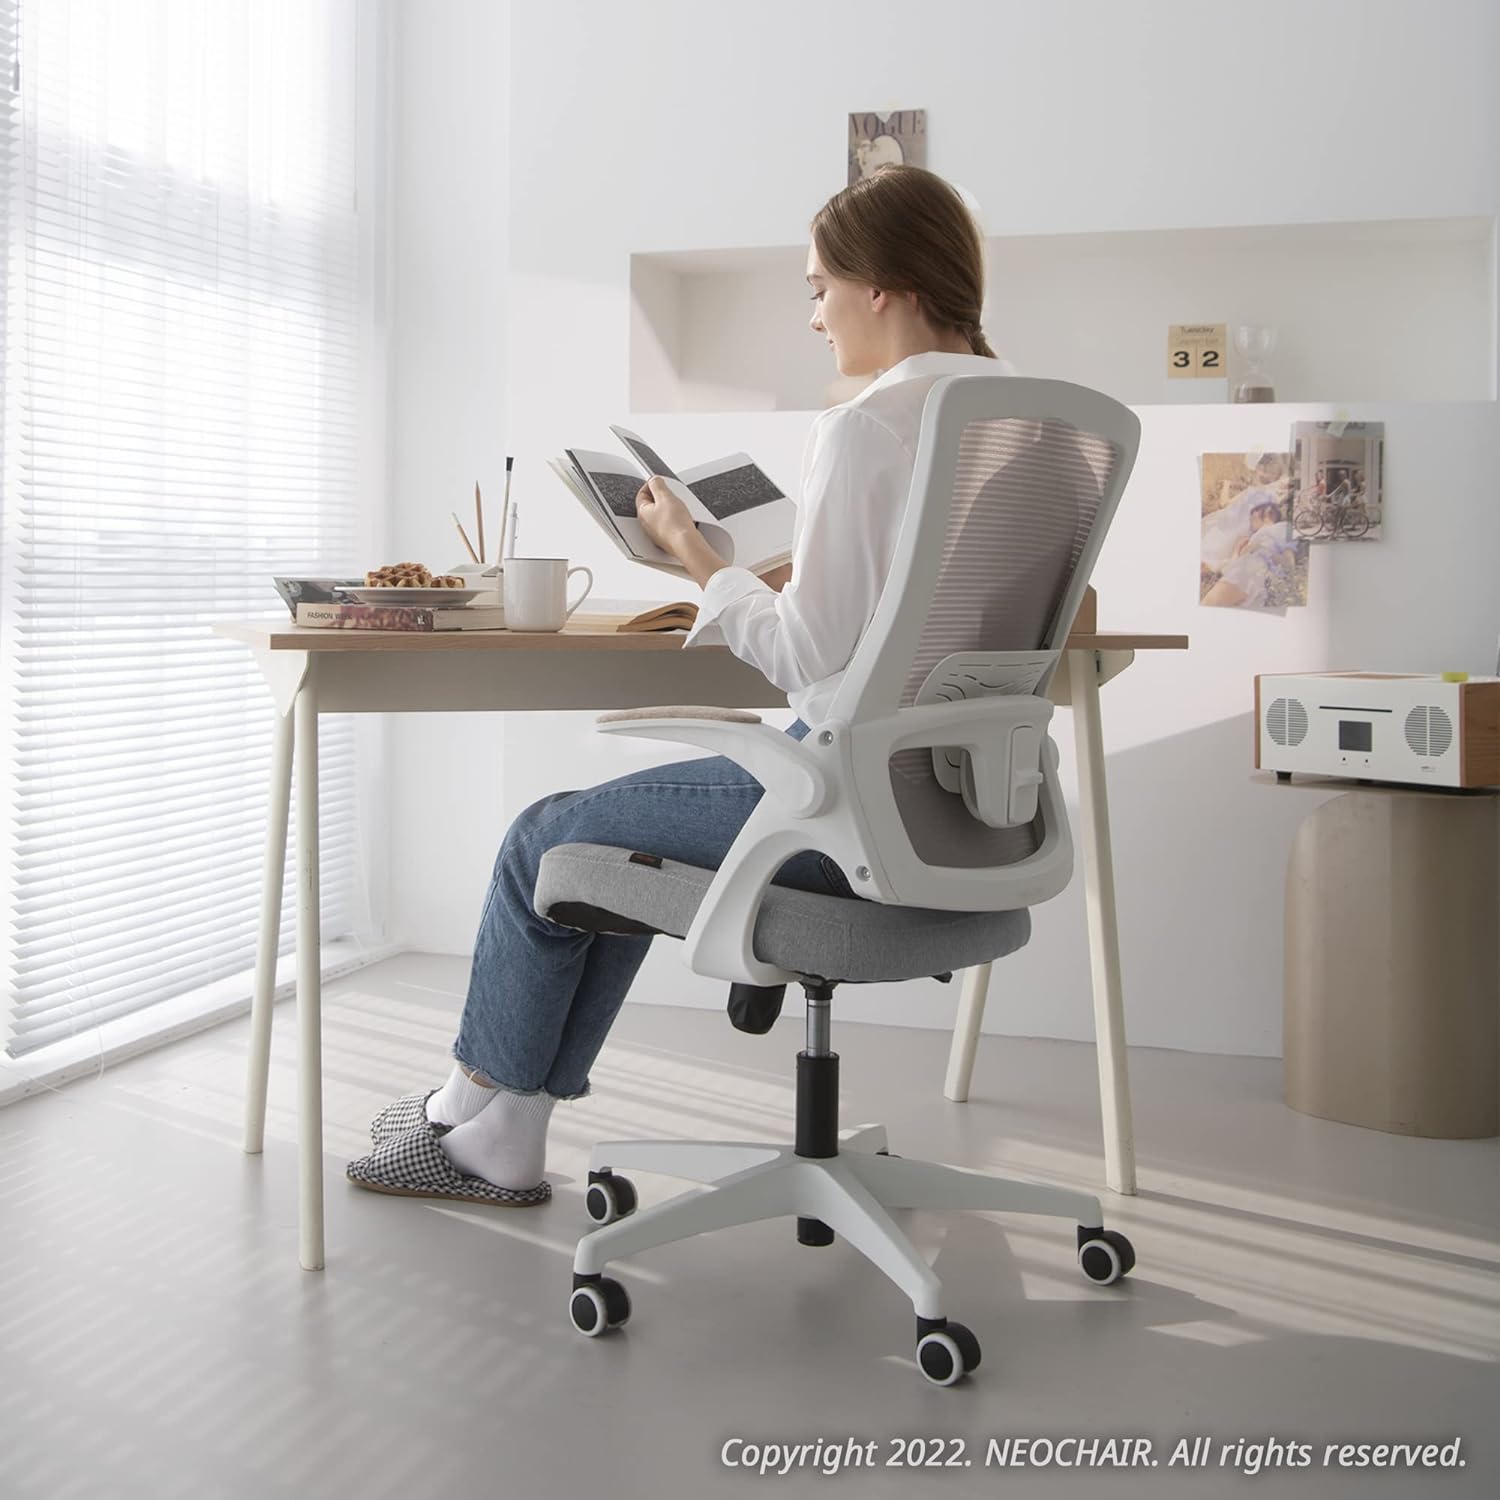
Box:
[595,709,830,818]
[595,709,842,984]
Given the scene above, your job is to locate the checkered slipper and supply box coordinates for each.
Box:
[346,1119,551,1207]
[369,1089,451,1146]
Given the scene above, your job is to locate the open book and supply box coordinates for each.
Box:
[615,600,699,633]
[548,424,794,578]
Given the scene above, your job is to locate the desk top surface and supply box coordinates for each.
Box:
[213,616,1190,655]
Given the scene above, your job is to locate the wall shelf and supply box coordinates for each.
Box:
[624,397,1497,426]
[630,216,1497,414]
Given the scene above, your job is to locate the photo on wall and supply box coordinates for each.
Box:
[847,109,926,185]
[1290,420,1385,541]
[1199,452,1310,611]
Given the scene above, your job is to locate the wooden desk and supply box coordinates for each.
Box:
[215,614,1186,1268]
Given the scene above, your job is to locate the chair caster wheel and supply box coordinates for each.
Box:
[916,1320,981,1386]
[585,1170,637,1225]
[569,1276,631,1336]
[1077,1227,1135,1285]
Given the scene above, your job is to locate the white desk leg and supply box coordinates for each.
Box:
[294,679,326,1270]
[243,704,295,1155]
[943,963,992,1102]
[1067,650,1137,1196]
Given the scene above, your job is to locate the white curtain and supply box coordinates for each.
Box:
[0,0,370,1060]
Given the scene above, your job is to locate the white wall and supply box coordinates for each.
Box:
[630,222,1497,413]
[386,0,512,950]
[386,0,1500,1056]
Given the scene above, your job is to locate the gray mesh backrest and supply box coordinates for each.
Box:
[889,415,1118,868]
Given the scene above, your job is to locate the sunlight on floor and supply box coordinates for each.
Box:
[965,1141,1500,1364]
[69,982,1500,1378]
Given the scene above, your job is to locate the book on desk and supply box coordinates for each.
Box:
[293,599,699,634]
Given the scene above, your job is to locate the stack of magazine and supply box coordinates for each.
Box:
[549,425,794,577]
[272,577,506,631]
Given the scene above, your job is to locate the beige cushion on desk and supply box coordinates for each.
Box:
[596,706,763,725]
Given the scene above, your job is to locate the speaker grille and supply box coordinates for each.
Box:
[1267,697,1308,747]
[1404,705,1454,758]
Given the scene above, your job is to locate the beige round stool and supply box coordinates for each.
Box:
[1283,786,1499,1138]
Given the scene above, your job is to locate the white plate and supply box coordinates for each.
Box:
[347,587,485,607]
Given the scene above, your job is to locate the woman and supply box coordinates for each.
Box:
[346,165,1013,1206]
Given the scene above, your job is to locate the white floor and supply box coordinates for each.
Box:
[2,950,1496,1500]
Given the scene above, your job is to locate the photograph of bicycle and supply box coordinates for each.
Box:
[1291,420,1385,542]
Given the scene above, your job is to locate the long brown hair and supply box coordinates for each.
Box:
[810,165,997,359]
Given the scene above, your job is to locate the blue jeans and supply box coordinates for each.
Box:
[453,720,852,1099]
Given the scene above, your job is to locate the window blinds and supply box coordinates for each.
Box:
[0,0,366,1058]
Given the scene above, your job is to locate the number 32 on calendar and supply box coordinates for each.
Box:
[1167,323,1227,378]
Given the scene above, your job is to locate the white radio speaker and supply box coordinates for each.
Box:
[1255,672,1500,788]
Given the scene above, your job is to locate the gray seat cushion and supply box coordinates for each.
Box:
[534,842,1030,983]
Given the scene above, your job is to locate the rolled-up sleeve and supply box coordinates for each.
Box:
[682,408,910,697]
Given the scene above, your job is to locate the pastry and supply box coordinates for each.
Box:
[362,563,467,590]
[365,562,432,588]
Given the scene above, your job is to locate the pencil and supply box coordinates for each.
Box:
[451,511,480,563]
[475,480,485,564]
[498,456,514,568]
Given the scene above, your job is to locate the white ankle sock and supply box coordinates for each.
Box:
[439,1086,556,1190]
[426,1062,498,1129]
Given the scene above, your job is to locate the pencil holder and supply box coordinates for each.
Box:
[450,562,504,601]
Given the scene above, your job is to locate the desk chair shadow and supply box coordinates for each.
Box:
[537,375,1142,1386]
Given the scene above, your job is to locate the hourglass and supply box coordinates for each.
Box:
[1232,324,1278,404]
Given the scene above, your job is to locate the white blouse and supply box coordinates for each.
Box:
[682,350,1016,727]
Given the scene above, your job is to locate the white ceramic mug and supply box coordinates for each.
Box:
[502,557,594,631]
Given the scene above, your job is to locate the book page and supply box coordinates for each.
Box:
[609,424,680,482]
[549,456,627,546]
[613,424,794,569]
[679,452,794,574]
[563,448,682,566]
[562,433,796,577]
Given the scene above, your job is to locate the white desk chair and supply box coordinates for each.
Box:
[534,375,1142,1386]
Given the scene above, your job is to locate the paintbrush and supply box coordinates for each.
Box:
[498,456,514,567]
